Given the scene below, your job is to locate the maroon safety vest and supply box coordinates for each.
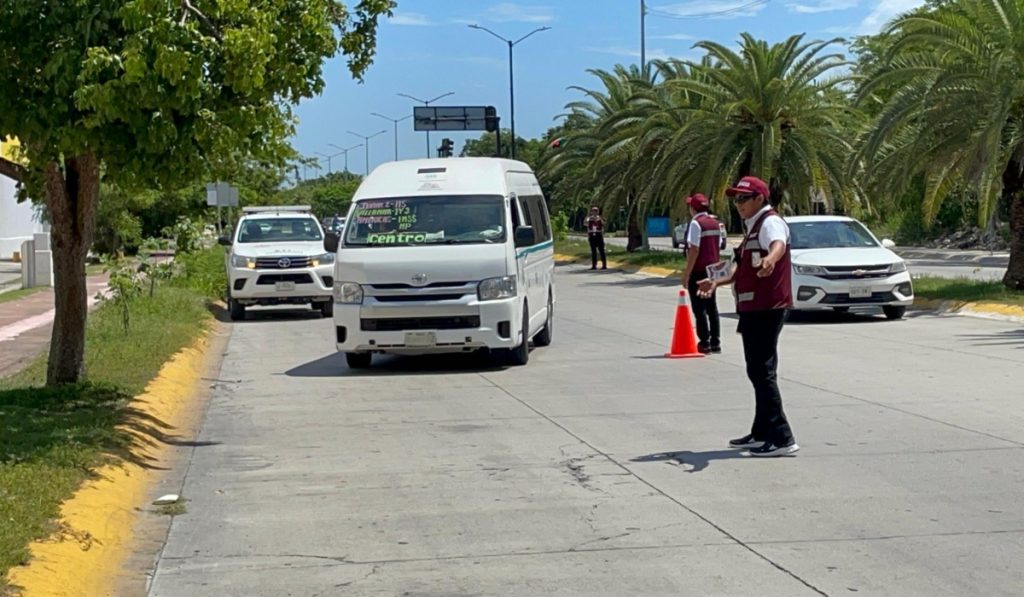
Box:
[735,209,793,312]
[692,213,722,272]
[587,216,604,235]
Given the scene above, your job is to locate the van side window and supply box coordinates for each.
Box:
[518,198,533,227]
[522,195,550,243]
[510,198,521,229]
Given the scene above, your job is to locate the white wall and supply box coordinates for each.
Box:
[0,175,43,259]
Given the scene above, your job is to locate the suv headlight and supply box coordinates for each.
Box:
[794,264,826,276]
[478,276,517,301]
[311,253,335,267]
[231,255,255,269]
[333,281,363,304]
[888,261,907,274]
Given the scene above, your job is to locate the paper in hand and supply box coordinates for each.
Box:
[706,261,731,283]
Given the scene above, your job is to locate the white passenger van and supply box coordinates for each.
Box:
[324,158,555,369]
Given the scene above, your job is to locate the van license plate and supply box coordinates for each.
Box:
[275,282,296,292]
[849,285,871,298]
[405,332,437,348]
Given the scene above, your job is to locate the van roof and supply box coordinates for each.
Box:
[353,157,535,200]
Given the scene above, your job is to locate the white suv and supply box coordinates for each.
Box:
[219,206,335,321]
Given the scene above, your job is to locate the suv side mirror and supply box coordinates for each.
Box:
[217,236,232,246]
[881,238,896,249]
[324,232,340,253]
[514,226,536,248]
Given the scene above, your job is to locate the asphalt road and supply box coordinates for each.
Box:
[596,235,1010,282]
[149,264,1024,596]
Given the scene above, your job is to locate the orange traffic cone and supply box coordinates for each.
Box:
[665,289,704,359]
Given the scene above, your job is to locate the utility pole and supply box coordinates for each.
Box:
[640,0,646,71]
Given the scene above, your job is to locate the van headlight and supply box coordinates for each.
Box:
[333,282,364,304]
[889,261,907,274]
[794,264,826,276]
[231,255,255,269]
[478,276,517,301]
[311,253,335,267]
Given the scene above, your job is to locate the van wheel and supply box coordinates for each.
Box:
[883,306,906,320]
[345,352,372,369]
[533,292,553,347]
[229,296,246,321]
[319,301,334,318]
[503,305,530,366]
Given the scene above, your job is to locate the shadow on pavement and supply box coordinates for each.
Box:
[630,449,748,473]
[582,276,680,288]
[210,303,325,324]
[957,328,1024,349]
[285,351,507,378]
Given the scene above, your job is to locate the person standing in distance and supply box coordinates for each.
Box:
[587,205,608,270]
[697,176,798,457]
[680,194,722,354]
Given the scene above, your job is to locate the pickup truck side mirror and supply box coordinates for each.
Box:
[324,232,340,253]
[514,226,536,248]
[881,238,896,249]
[217,236,232,247]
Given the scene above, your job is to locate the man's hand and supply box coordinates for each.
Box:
[756,256,776,277]
[696,278,716,298]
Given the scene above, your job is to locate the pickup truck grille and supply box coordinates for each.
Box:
[255,256,311,269]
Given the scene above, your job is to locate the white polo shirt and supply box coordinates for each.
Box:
[745,205,789,251]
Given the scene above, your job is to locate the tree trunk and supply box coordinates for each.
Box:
[1004,192,1024,289]
[44,154,101,386]
[626,197,642,251]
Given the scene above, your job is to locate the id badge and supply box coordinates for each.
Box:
[751,252,763,268]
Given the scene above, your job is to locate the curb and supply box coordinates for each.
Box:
[6,333,215,597]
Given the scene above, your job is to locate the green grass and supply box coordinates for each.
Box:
[0,248,224,586]
[913,276,1024,306]
[556,239,687,271]
[0,287,45,305]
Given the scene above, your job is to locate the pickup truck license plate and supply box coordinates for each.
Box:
[405,332,437,348]
[275,281,296,292]
[849,285,871,299]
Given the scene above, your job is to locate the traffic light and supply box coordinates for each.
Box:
[438,138,454,158]
[485,106,499,132]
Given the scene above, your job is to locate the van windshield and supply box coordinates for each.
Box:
[344,195,506,247]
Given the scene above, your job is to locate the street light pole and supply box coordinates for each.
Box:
[370,112,412,161]
[330,143,363,173]
[397,91,455,157]
[347,130,387,176]
[468,25,551,160]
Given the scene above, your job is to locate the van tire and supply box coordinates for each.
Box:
[503,305,530,366]
[319,301,334,318]
[533,291,553,347]
[345,352,372,369]
[229,297,246,321]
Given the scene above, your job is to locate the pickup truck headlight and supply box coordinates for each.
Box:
[311,253,335,267]
[888,261,907,274]
[478,276,517,301]
[794,264,826,276]
[231,255,255,269]
[333,281,363,304]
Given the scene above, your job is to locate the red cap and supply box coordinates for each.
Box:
[686,193,710,210]
[725,176,770,200]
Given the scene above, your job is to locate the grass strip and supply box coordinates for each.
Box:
[912,276,1024,306]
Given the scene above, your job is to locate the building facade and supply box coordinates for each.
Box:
[0,137,45,259]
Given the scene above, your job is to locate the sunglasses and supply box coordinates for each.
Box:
[731,192,759,204]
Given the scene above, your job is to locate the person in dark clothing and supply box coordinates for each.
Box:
[680,194,723,354]
[697,176,798,457]
[586,205,607,270]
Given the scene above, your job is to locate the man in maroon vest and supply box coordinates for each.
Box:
[697,176,799,457]
[586,205,608,270]
[680,193,722,354]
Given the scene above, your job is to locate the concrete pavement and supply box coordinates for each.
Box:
[149,265,1024,596]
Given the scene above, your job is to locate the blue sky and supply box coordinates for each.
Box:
[292,0,923,176]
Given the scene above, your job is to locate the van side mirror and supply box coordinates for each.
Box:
[514,226,536,248]
[324,232,340,253]
[217,236,232,247]
[881,238,896,249]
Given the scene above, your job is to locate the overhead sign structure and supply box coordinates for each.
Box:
[414,105,498,132]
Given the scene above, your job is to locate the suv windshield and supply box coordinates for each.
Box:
[789,220,879,250]
[237,217,323,243]
[345,195,506,247]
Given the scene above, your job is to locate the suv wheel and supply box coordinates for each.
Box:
[883,305,906,320]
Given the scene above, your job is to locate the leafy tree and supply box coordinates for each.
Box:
[0,0,394,385]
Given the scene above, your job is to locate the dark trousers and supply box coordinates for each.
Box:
[589,233,606,267]
[688,275,720,347]
[738,309,794,445]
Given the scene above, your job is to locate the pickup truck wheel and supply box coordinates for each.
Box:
[319,301,334,318]
[229,297,246,321]
[345,352,372,369]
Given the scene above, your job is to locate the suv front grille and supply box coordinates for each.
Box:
[821,265,891,280]
[256,256,311,269]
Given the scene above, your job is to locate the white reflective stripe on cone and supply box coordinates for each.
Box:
[678,291,691,306]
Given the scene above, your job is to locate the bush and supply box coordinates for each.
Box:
[172,246,227,301]
[551,212,569,242]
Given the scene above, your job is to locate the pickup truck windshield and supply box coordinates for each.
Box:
[345,195,506,247]
[237,218,323,243]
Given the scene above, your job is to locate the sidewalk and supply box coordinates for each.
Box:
[0,274,108,378]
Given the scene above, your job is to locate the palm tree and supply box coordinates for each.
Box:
[856,0,1024,289]
[656,34,856,215]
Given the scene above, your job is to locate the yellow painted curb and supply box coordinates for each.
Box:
[554,252,682,279]
[913,298,1024,321]
[7,334,212,597]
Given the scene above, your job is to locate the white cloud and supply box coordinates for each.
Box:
[786,0,858,13]
[486,3,555,23]
[650,1,768,20]
[389,12,434,26]
[650,33,696,40]
[858,0,926,34]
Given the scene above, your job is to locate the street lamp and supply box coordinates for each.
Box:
[370,112,413,161]
[468,24,551,159]
[347,130,387,176]
[397,91,455,157]
[315,150,345,174]
[328,143,363,173]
